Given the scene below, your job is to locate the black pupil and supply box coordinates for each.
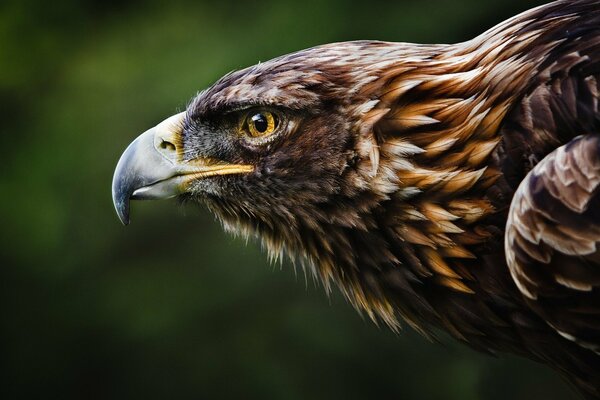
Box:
[251,113,269,133]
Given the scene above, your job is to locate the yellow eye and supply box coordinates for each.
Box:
[244,111,278,137]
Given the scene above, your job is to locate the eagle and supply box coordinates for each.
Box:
[112,0,600,397]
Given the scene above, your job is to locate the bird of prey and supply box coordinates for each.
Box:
[112,0,600,397]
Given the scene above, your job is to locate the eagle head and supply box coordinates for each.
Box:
[113,41,421,297]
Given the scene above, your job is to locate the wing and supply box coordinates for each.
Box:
[506,134,600,353]
[501,1,600,357]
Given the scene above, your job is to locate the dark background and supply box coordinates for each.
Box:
[1,0,579,399]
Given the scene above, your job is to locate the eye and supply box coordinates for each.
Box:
[242,111,279,137]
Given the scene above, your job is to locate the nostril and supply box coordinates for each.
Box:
[159,139,176,153]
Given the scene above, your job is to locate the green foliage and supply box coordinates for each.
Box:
[2,0,576,398]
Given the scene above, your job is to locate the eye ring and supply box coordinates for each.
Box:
[242,111,279,137]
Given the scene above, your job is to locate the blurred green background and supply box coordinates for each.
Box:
[1,0,579,399]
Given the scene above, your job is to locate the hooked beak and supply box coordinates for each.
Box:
[111,112,253,225]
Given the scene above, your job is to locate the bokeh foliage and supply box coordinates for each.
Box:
[1,0,578,398]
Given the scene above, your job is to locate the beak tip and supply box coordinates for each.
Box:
[113,193,131,226]
[112,166,133,226]
[112,135,141,226]
[118,210,131,226]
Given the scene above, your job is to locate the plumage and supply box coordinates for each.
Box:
[112,1,600,397]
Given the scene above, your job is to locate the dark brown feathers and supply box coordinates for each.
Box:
[177,0,600,397]
[506,135,600,344]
